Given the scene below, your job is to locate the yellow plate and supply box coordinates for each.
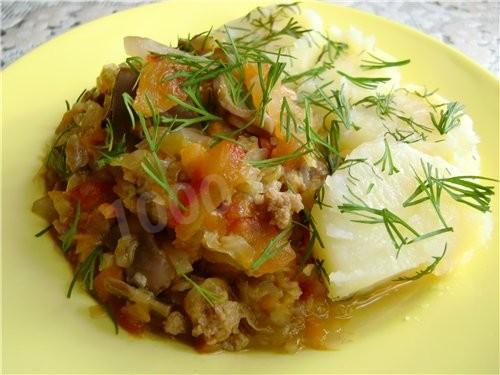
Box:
[2,0,499,373]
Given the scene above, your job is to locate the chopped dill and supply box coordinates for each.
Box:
[125,56,145,74]
[249,148,311,168]
[35,224,52,238]
[430,101,464,135]
[252,226,292,270]
[337,70,391,90]
[374,138,400,175]
[316,34,348,63]
[182,274,224,307]
[279,97,299,142]
[282,62,333,85]
[61,201,81,252]
[97,120,127,168]
[404,160,498,222]
[339,189,451,254]
[67,246,103,298]
[256,56,287,128]
[355,91,396,118]
[394,244,447,281]
[360,53,410,70]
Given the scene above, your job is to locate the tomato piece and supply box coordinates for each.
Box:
[117,309,145,335]
[134,58,189,116]
[69,179,115,212]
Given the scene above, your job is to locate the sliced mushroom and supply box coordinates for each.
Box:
[126,232,176,294]
[124,36,191,59]
[110,67,139,141]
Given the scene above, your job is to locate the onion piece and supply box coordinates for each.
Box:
[104,278,171,318]
[124,36,190,59]
[214,75,255,120]
[32,195,57,222]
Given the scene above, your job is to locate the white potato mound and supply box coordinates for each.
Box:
[312,138,492,300]
[341,85,481,174]
[214,5,324,75]
[298,25,401,102]
[214,4,491,300]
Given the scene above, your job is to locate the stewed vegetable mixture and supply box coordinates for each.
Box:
[33,4,334,352]
[32,3,496,352]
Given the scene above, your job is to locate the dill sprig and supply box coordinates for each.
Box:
[178,27,214,53]
[337,70,391,90]
[360,53,410,70]
[355,91,396,118]
[122,92,137,130]
[182,274,224,307]
[61,201,81,252]
[97,120,127,168]
[313,185,333,210]
[256,56,287,128]
[374,138,399,175]
[316,34,348,63]
[35,224,52,238]
[314,258,331,287]
[67,246,103,298]
[384,126,427,144]
[299,209,325,266]
[125,56,145,74]
[336,158,368,170]
[339,189,451,254]
[279,97,299,142]
[308,86,357,130]
[394,244,447,281]
[249,148,311,168]
[397,114,434,133]
[430,101,464,135]
[46,123,77,180]
[282,62,333,85]
[244,16,311,49]
[161,87,222,130]
[403,160,497,219]
[301,98,342,174]
[122,93,184,209]
[251,226,292,270]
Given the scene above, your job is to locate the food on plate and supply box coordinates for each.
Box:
[32,3,496,352]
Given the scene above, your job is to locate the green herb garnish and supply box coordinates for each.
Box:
[182,274,224,307]
[249,148,311,168]
[61,201,81,252]
[35,224,52,238]
[374,139,399,175]
[355,91,396,118]
[316,34,348,63]
[251,226,292,270]
[430,101,464,135]
[360,53,410,70]
[337,70,390,89]
[395,244,447,281]
[339,189,451,254]
[67,246,103,298]
[404,161,497,221]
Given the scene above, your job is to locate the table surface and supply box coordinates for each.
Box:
[1,1,499,75]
